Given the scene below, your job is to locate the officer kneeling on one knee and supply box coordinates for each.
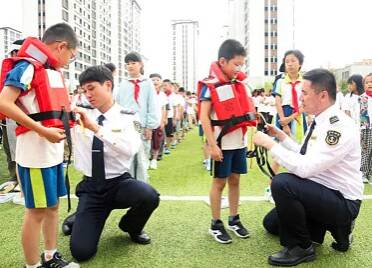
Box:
[69,65,160,262]
[253,68,363,267]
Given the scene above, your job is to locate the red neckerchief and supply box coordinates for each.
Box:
[366,91,372,97]
[129,79,140,103]
[290,80,301,113]
[165,90,171,96]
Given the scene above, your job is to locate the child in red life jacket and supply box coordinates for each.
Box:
[199,39,256,244]
[0,23,79,268]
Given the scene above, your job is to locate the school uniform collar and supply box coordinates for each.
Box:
[284,73,303,84]
[127,75,146,82]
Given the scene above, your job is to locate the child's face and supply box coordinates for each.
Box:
[284,54,301,74]
[364,76,372,92]
[347,81,356,93]
[163,82,173,92]
[219,55,245,80]
[151,77,162,89]
[126,61,142,78]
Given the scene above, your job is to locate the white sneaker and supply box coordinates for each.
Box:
[149,159,157,170]
[363,176,368,183]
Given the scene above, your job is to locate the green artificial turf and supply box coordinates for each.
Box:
[1,128,372,267]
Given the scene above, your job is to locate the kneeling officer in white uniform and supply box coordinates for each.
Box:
[70,65,160,262]
[254,68,363,266]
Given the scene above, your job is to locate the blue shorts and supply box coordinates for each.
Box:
[214,147,247,178]
[18,163,67,208]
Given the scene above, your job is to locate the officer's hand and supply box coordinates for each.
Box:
[253,131,275,150]
[265,124,287,141]
[41,127,66,143]
[74,107,97,132]
[209,144,223,162]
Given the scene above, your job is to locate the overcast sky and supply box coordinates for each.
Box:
[142,0,372,78]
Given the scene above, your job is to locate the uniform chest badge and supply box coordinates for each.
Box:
[325,130,341,145]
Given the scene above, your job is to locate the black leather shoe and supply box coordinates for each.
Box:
[129,230,151,245]
[268,245,315,266]
[61,212,76,236]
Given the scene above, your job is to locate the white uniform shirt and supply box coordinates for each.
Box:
[73,103,141,179]
[166,93,177,119]
[155,91,167,125]
[270,104,364,200]
[342,93,360,126]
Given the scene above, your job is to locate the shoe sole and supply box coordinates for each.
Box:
[268,254,316,266]
[227,225,250,239]
[208,229,232,244]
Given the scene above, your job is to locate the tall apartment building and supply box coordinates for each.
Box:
[227,0,295,86]
[0,27,22,58]
[0,0,142,90]
[171,20,199,92]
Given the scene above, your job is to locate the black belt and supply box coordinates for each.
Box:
[84,172,131,181]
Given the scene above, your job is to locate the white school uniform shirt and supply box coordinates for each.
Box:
[73,103,141,179]
[270,104,364,200]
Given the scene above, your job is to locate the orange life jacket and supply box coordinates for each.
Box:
[0,37,75,135]
[197,62,256,146]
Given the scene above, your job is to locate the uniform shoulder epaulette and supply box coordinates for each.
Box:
[329,115,339,124]
[120,109,135,115]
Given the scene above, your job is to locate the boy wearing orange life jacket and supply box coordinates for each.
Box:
[199,39,256,244]
[0,23,79,268]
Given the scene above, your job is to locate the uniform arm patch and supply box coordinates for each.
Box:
[325,130,341,145]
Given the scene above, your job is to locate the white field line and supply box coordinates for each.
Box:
[62,195,372,201]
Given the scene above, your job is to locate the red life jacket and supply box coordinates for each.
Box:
[0,37,75,135]
[197,62,256,146]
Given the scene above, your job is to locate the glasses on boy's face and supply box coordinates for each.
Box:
[55,40,77,63]
[68,49,77,63]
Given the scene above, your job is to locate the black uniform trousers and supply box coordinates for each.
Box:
[267,173,361,249]
[70,173,160,261]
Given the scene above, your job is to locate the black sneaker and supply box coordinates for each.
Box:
[41,252,80,268]
[208,219,232,244]
[227,215,250,238]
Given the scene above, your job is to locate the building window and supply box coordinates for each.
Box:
[62,10,68,22]
[62,0,68,9]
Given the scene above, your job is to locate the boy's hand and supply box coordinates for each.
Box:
[209,144,223,162]
[282,125,291,136]
[40,127,66,143]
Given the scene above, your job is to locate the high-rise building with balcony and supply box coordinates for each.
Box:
[0,0,142,90]
[171,20,199,92]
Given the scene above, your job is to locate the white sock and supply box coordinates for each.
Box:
[44,249,57,261]
[26,262,42,268]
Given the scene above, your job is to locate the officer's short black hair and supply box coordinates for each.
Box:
[104,63,116,73]
[163,79,172,83]
[218,39,246,61]
[79,65,114,90]
[303,68,336,101]
[125,52,142,63]
[42,23,78,49]
[149,73,162,79]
